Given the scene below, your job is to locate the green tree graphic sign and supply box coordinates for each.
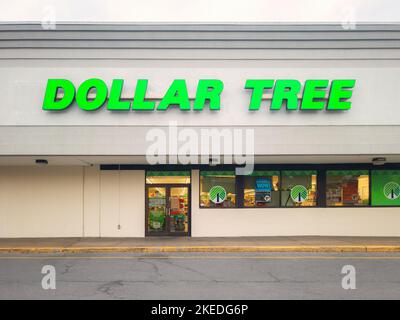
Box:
[384,182,400,200]
[372,170,400,206]
[209,186,227,204]
[290,185,308,203]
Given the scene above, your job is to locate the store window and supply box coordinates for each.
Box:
[281,170,317,207]
[371,170,400,206]
[146,171,191,184]
[243,171,280,207]
[200,171,236,208]
[326,170,369,206]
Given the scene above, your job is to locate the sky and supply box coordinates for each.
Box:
[0,0,399,24]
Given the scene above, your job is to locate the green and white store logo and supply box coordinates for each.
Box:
[290,185,308,203]
[209,186,227,204]
[383,181,400,200]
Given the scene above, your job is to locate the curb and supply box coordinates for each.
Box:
[1,245,400,254]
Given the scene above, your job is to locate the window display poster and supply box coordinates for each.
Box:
[255,178,272,203]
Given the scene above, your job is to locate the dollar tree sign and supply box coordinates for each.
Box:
[384,182,400,200]
[209,186,227,204]
[290,185,308,203]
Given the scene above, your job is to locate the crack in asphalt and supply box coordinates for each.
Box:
[158,259,217,281]
[267,272,282,283]
[137,259,163,278]
[97,280,124,299]
[61,264,74,275]
[134,257,216,281]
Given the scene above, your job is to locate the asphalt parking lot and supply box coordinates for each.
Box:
[0,252,400,299]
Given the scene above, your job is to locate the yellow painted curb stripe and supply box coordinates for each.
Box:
[0,245,400,254]
[0,255,400,260]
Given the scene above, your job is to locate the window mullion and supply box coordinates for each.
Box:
[317,169,326,207]
[236,174,244,208]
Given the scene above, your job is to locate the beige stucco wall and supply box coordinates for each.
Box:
[0,166,84,238]
[99,169,145,237]
[191,170,400,237]
[0,166,145,238]
[83,165,100,237]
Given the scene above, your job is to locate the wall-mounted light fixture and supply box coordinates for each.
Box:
[209,157,220,166]
[35,159,48,166]
[372,157,386,166]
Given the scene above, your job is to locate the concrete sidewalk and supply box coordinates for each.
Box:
[1,236,400,253]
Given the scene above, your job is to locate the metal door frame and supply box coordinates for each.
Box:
[145,183,191,237]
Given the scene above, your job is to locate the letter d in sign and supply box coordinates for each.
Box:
[43,79,75,110]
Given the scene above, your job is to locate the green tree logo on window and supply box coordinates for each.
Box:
[290,185,308,203]
[384,182,400,200]
[209,186,227,204]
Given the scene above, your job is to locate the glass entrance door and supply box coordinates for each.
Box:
[146,185,190,236]
[168,187,189,234]
[147,186,167,233]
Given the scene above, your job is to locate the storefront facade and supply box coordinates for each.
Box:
[0,23,400,238]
